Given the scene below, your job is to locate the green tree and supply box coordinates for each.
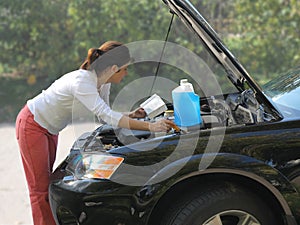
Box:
[0,0,73,80]
[0,0,171,80]
[226,0,300,82]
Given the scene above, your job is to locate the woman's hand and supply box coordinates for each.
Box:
[148,119,176,132]
[118,115,178,132]
[129,108,146,118]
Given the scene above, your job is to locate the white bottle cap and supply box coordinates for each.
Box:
[179,79,194,92]
[180,79,188,85]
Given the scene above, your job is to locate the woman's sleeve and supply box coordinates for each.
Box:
[73,80,123,127]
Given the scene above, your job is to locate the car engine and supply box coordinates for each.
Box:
[77,89,273,152]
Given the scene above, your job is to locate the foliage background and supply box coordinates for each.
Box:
[0,0,299,122]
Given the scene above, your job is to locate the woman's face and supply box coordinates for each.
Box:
[96,64,129,87]
[106,65,128,84]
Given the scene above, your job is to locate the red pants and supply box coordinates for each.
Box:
[16,105,58,225]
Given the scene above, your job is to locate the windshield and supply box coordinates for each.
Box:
[264,67,300,118]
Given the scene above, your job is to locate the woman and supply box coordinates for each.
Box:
[15,41,175,225]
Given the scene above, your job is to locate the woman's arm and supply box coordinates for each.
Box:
[118,116,175,132]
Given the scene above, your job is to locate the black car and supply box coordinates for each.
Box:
[49,0,300,224]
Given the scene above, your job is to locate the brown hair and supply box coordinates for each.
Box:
[80,41,131,73]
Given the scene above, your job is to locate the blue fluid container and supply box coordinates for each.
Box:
[172,79,202,127]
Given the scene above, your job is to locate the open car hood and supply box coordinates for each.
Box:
[163,0,282,120]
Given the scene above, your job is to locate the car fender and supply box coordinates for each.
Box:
[145,152,298,222]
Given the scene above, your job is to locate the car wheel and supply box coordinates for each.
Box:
[160,183,281,225]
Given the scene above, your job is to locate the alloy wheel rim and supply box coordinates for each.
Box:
[203,210,261,225]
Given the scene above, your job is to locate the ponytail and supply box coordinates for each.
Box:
[80,48,104,70]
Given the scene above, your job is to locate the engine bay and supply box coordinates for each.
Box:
[76,89,274,152]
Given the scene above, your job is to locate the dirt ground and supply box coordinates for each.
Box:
[0,122,96,225]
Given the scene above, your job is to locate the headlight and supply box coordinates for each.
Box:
[74,154,124,179]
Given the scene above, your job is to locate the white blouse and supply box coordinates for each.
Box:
[27,69,123,134]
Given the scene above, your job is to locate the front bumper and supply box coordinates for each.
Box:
[49,178,147,225]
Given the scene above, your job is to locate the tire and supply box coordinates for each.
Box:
[160,183,281,225]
